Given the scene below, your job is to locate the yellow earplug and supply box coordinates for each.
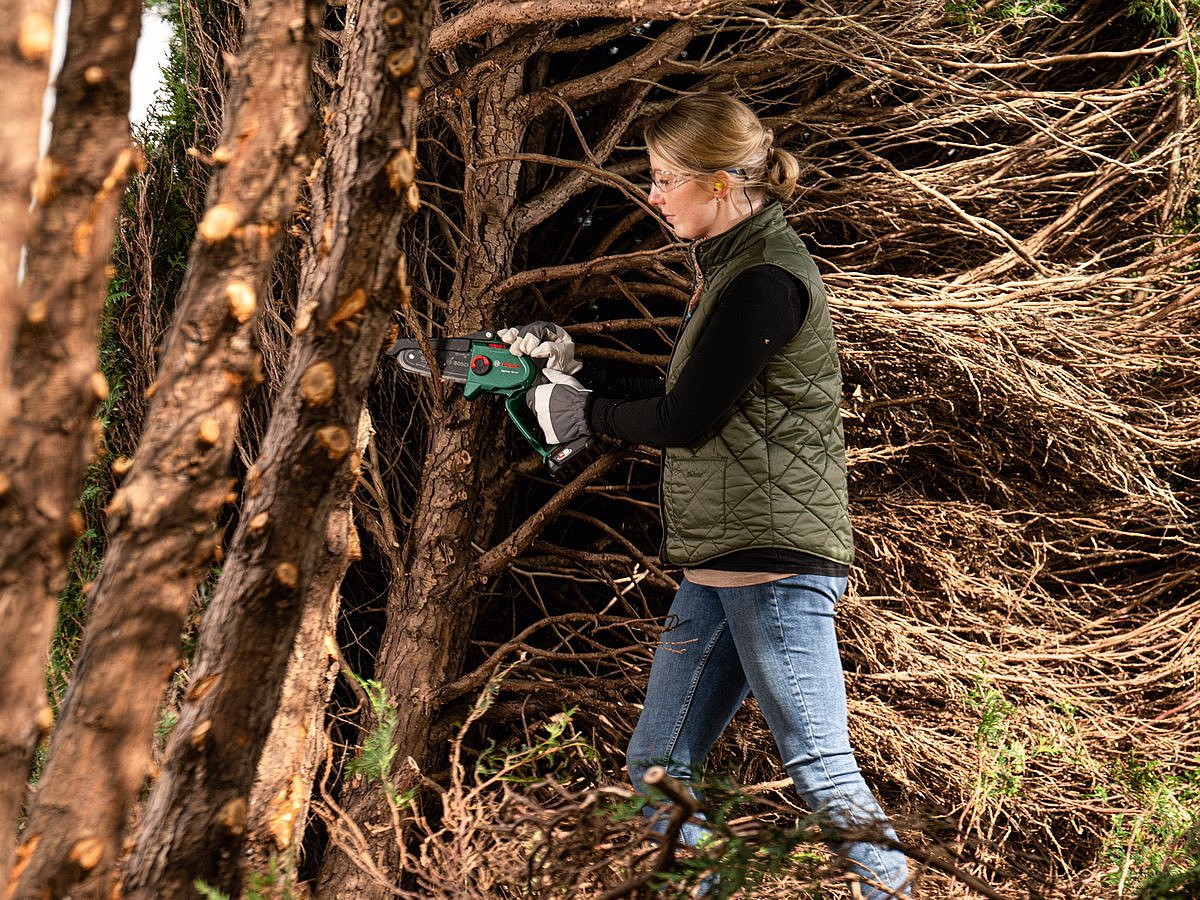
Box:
[714,182,724,190]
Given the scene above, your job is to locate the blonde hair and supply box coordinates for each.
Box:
[643,93,801,201]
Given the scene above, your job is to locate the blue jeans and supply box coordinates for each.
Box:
[627,574,910,898]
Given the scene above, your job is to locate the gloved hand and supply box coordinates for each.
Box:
[526,367,592,445]
[498,321,582,375]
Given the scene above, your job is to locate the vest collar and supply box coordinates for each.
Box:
[692,200,788,273]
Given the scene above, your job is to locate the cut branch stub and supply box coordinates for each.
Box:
[23,298,47,325]
[216,798,248,836]
[316,425,351,459]
[387,47,415,78]
[274,562,299,588]
[299,361,336,405]
[12,0,319,892]
[198,203,240,243]
[198,418,221,447]
[387,147,416,194]
[225,281,257,323]
[327,288,367,330]
[18,13,54,60]
[189,721,213,750]
[185,673,220,702]
[66,837,104,872]
[31,156,66,204]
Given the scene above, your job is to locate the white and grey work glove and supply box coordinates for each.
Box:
[497,321,583,375]
[526,367,592,445]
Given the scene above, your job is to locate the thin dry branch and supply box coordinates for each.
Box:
[430,0,732,54]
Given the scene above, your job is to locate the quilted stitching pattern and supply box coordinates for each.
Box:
[663,204,854,567]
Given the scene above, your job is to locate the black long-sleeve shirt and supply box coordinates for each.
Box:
[586,264,848,576]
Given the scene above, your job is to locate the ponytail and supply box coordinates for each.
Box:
[765,146,801,201]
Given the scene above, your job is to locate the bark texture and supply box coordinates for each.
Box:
[121,2,434,894]
[7,0,318,893]
[315,56,532,900]
[0,0,140,890]
[317,13,697,895]
[242,494,345,879]
[0,0,56,428]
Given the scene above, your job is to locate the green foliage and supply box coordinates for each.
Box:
[46,273,130,710]
[1174,196,1200,236]
[617,773,837,898]
[946,0,1065,29]
[473,707,597,786]
[1138,824,1200,897]
[1127,63,1172,91]
[1127,0,1200,96]
[601,791,654,825]
[1128,0,1200,36]
[193,882,228,900]
[1099,755,1200,895]
[194,856,295,900]
[451,657,599,789]
[156,704,179,754]
[966,672,1026,800]
[140,0,207,151]
[998,0,1066,18]
[345,673,400,789]
[342,663,604,828]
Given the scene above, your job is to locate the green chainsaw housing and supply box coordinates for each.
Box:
[386,332,594,481]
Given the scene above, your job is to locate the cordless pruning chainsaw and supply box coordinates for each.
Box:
[386,330,594,481]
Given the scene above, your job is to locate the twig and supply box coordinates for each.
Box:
[598,766,702,900]
[477,450,621,576]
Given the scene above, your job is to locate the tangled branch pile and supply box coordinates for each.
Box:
[338,1,1200,895]
[102,0,1199,895]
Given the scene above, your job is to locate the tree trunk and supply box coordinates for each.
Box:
[0,0,56,428]
[0,0,140,890]
[8,0,318,893]
[315,53,533,900]
[315,13,694,893]
[243,489,350,882]
[122,2,435,894]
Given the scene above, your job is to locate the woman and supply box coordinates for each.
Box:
[503,92,910,899]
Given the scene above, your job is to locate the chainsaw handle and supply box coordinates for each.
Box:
[504,392,596,480]
[503,393,552,461]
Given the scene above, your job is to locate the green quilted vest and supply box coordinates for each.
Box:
[662,201,853,566]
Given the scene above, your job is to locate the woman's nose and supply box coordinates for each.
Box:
[648,186,665,206]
